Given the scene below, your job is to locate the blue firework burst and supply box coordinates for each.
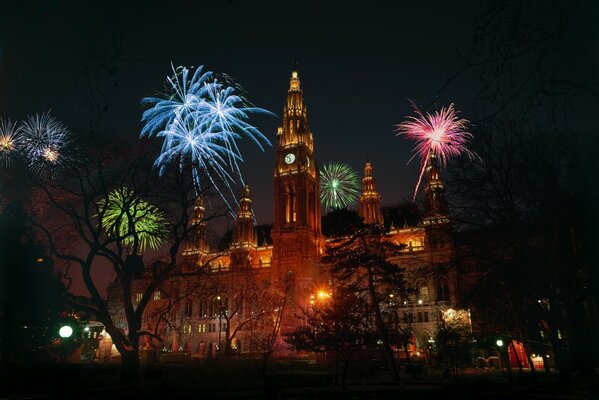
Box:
[141,64,273,211]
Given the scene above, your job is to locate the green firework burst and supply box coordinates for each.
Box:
[99,187,168,251]
[320,162,360,210]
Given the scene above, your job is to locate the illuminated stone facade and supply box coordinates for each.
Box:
[107,70,464,358]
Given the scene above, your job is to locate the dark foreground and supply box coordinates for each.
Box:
[1,360,597,400]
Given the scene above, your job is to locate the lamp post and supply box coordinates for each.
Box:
[59,325,73,338]
[217,295,222,357]
[496,338,512,381]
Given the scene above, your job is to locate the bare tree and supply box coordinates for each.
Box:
[16,145,226,381]
[325,224,407,382]
[285,285,374,389]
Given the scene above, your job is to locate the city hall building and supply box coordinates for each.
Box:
[108,70,465,358]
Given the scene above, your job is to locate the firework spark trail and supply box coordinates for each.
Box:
[395,102,475,201]
[0,118,23,167]
[21,112,72,176]
[141,64,273,212]
[320,162,360,210]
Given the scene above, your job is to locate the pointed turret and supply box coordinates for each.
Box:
[185,196,208,256]
[232,185,257,248]
[277,70,315,156]
[423,150,450,226]
[359,161,384,225]
[230,185,257,269]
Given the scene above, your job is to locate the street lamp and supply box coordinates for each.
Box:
[496,339,504,347]
[217,296,222,356]
[59,325,73,338]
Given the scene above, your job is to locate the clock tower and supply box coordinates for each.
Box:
[272,70,323,309]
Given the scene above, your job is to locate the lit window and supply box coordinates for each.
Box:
[153,291,161,301]
[135,293,142,304]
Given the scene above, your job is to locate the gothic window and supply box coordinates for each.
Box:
[198,298,205,318]
[436,277,450,302]
[415,280,429,303]
[291,187,297,222]
[233,294,241,318]
[184,299,193,318]
[285,187,290,223]
[208,300,214,317]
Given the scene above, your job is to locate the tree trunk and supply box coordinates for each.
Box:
[367,269,399,382]
[503,349,513,382]
[510,341,524,374]
[542,353,551,373]
[120,349,140,383]
[522,340,538,385]
[341,357,351,390]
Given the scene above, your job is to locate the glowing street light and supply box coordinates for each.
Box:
[59,325,73,338]
[496,339,504,347]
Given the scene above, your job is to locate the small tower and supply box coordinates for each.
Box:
[231,185,257,268]
[183,196,208,271]
[186,197,208,253]
[232,185,257,249]
[359,161,384,225]
[422,150,452,250]
[423,150,450,226]
[271,69,324,333]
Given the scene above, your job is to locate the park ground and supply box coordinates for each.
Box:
[1,358,598,400]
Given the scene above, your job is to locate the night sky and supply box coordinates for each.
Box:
[0,1,483,224]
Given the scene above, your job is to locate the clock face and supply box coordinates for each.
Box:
[284,153,295,164]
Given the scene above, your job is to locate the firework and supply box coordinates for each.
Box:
[141,64,273,211]
[0,118,23,167]
[21,112,72,176]
[99,187,168,252]
[320,162,360,210]
[395,102,474,201]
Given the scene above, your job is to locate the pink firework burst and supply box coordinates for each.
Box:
[395,102,475,201]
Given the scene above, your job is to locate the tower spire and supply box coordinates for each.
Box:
[423,150,450,226]
[185,196,208,257]
[231,185,257,269]
[359,161,384,225]
[232,184,256,248]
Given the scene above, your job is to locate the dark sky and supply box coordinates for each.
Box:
[0,0,483,223]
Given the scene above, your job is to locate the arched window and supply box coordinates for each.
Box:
[414,279,429,303]
[285,187,290,223]
[198,298,206,318]
[208,299,214,317]
[436,277,450,302]
[185,299,193,318]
